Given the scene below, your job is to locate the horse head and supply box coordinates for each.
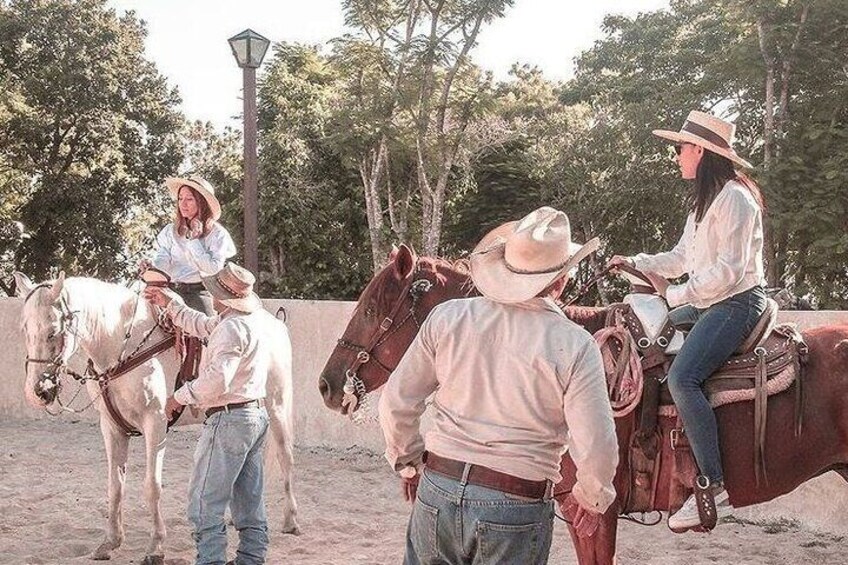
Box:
[318,245,474,414]
[15,271,79,408]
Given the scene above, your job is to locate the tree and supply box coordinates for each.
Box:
[330,0,514,269]
[0,0,184,280]
[257,43,372,299]
[561,0,848,306]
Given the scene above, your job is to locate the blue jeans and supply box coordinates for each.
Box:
[405,468,554,565]
[188,406,270,565]
[666,286,767,484]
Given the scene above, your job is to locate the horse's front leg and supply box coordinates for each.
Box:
[565,502,618,565]
[267,401,301,535]
[93,415,130,561]
[140,417,167,565]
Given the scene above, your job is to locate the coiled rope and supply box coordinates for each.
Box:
[594,318,643,418]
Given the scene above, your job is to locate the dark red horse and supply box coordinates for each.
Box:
[318,245,848,564]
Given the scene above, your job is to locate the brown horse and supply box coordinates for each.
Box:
[318,245,848,564]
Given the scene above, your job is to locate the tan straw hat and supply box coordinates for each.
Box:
[164,175,222,221]
[653,110,752,169]
[470,206,600,304]
[201,262,263,313]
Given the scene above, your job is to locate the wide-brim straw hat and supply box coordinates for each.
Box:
[201,262,264,313]
[470,206,600,304]
[164,175,222,221]
[652,110,752,169]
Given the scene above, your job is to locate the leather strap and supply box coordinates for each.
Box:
[168,336,203,429]
[424,453,549,499]
[98,336,177,437]
[694,476,719,531]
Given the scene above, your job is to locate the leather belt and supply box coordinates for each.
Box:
[171,282,205,291]
[424,452,550,499]
[205,399,260,418]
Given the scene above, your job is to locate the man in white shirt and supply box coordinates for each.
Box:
[379,207,619,565]
[145,262,274,565]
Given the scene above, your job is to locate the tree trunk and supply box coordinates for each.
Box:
[757,17,779,286]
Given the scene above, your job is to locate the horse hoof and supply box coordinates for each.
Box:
[91,544,113,560]
[141,555,165,565]
[282,523,302,536]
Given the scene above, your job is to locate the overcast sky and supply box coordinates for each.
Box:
[107,0,669,130]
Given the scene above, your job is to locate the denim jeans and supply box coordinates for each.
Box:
[404,468,554,565]
[666,286,767,484]
[188,406,270,565]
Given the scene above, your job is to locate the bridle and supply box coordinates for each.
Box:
[335,261,433,412]
[23,283,80,385]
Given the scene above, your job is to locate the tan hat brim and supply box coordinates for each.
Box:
[201,274,263,313]
[166,177,222,221]
[652,129,753,169]
[469,221,600,304]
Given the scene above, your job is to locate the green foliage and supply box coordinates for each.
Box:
[557,0,847,307]
[0,0,184,281]
[257,43,372,299]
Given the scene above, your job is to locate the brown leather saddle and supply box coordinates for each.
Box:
[601,296,808,518]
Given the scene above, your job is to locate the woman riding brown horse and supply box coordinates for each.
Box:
[318,244,848,565]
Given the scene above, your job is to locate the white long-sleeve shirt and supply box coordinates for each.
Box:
[378,296,619,514]
[152,222,236,283]
[632,180,765,309]
[169,300,288,410]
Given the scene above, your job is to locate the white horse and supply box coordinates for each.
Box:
[15,272,301,564]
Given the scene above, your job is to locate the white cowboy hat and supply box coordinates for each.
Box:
[201,262,264,313]
[652,110,753,169]
[470,206,600,304]
[164,175,222,221]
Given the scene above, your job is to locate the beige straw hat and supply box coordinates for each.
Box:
[201,262,263,313]
[469,206,599,304]
[164,175,222,221]
[652,110,752,169]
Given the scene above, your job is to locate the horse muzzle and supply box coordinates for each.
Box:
[34,372,61,405]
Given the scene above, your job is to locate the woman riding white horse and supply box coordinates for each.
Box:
[15,271,300,564]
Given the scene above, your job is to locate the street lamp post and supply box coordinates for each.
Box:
[228,29,270,276]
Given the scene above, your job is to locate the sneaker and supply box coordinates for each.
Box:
[668,487,731,530]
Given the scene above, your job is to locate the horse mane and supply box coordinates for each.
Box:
[416,254,476,296]
[22,277,148,345]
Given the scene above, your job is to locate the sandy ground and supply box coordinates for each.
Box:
[1,419,845,565]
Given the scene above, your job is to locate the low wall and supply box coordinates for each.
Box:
[1,298,846,533]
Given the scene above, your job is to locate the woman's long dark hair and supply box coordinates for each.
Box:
[691,149,764,222]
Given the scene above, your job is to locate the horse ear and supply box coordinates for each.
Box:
[48,271,66,302]
[392,244,416,280]
[13,272,35,297]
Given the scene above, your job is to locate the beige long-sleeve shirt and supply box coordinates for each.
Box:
[632,180,765,309]
[378,296,619,513]
[169,300,286,410]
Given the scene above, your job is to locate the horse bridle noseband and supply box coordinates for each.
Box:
[335,262,433,410]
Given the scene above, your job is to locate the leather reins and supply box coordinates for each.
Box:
[23,281,177,436]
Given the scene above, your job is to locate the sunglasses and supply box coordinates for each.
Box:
[674,144,683,156]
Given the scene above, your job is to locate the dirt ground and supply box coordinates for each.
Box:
[1,419,845,564]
